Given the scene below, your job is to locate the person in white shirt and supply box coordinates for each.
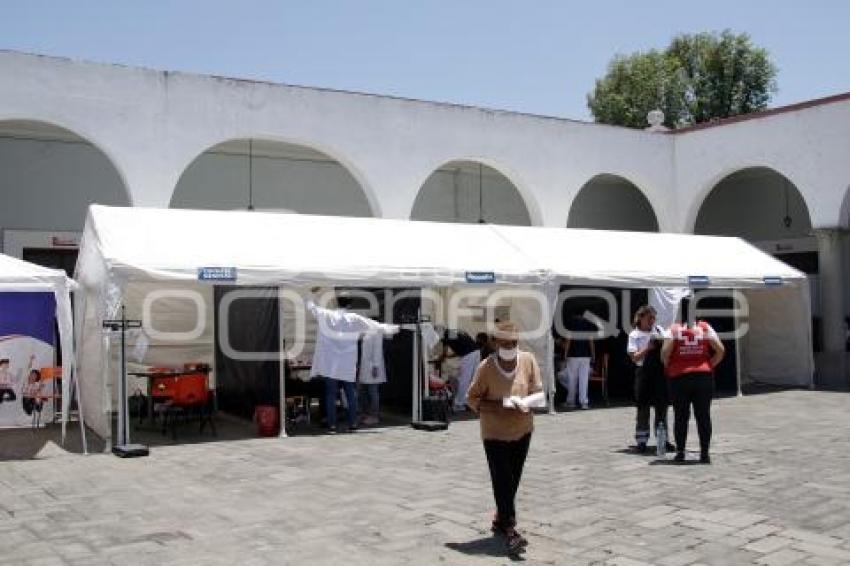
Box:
[627,305,673,453]
[358,330,387,426]
[306,288,398,433]
[0,358,17,404]
[22,368,44,417]
[558,313,596,409]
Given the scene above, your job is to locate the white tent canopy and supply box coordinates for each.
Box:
[0,253,82,445]
[75,205,813,444]
[489,224,814,388]
[490,224,808,289]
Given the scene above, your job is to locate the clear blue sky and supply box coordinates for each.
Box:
[2,1,849,120]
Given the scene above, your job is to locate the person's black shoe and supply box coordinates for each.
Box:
[665,442,676,452]
[326,426,337,435]
[636,443,648,454]
[673,451,685,463]
[504,529,526,555]
[348,425,358,433]
[699,452,711,464]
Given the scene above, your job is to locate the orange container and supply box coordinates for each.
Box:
[151,370,207,407]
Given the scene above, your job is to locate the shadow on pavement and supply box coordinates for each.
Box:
[445,537,524,561]
[0,423,103,461]
[614,446,661,457]
[649,458,703,466]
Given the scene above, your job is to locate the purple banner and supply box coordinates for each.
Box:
[0,292,56,345]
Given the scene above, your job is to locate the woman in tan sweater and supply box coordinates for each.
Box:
[466,321,544,555]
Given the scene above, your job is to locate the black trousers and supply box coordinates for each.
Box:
[634,365,669,445]
[22,397,43,416]
[483,433,531,528]
[0,387,16,403]
[669,372,713,455]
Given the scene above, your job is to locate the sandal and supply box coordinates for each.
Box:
[504,529,526,555]
[491,513,527,547]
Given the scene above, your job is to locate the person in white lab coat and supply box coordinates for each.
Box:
[358,330,387,426]
[306,288,398,433]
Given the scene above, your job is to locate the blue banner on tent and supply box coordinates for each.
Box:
[0,292,57,428]
[0,292,55,345]
[688,275,710,287]
[198,266,238,282]
[465,271,496,284]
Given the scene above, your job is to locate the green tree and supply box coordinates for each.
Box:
[588,30,777,129]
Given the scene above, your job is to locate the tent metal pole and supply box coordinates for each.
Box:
[411,325,417,422]
[75,370,88,454]
[120,306,129,446]
[102,332,112,453]
[278,289,288,438]
[734,292,743,397]
[548,333,556,414]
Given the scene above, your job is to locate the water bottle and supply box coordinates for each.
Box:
[656,421,667,458]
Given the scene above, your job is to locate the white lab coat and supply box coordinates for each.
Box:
[307,300,397,383]
[358,331,387,385]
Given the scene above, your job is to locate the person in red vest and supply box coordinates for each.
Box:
[661,303,725,464]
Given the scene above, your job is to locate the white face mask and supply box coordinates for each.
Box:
[498,347,518,361]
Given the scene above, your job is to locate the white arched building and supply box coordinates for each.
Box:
[2,50,849,385]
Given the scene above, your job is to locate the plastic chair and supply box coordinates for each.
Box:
[38,367,62,424]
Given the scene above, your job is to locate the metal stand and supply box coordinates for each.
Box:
[103,306,148,457]
[407,312,446,432]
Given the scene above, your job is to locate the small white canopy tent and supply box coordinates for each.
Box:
[490,224,815,396]
[74,206,551,446]
[0,253,83,447]
[75,205,813,445]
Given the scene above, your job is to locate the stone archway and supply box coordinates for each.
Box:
[568,174,659,232]
[410,160,532,226]
[0,119,130,234]
[171,138,376,217]
[694,167,812,241]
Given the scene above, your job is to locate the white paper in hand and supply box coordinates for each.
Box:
[522,391,546,408]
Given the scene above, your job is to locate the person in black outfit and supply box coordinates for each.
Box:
[439,329,481,411]
[476,332,494,359]
[627,305,674,453]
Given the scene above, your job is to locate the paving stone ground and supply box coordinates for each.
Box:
[2,390,850,565]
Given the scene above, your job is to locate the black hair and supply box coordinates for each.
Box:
[680,297,693,324]
[0,358,9,365]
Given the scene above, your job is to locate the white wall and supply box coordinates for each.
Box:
[672,99,850,232]
[567,174,659,231]
[0,136,128,233]
[0,51,675,229]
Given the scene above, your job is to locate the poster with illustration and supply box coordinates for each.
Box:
[0,292,57,428]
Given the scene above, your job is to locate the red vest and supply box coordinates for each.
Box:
[666,321,713,378]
